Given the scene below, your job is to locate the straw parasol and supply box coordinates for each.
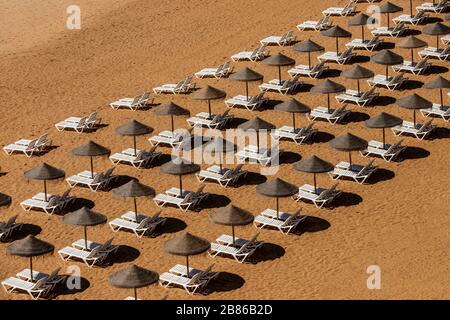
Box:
[0,192,12,207]
[349,13,371,41]
[424,76,450,108]
[24,163,65,202]
[204,137,236,171]
[7,235,54,281]
[238,117,275,153]
[109,264,159,300]
[396,94,432,126]
[397,36,427,63]
[423,22,450,49]
[191,85,226,119]
[154,102,190,132]
[63,207,107,250]
[160,158,200,197]
[371,49,404,80]
[116,120,154,156]
[230,67,264,101]
[341,65,374,94]
[274,98,311,129]
[310,79,346,112]
[262,53,295,84]
[329,133,368,165]
[365,112,403,148]
[209,204,254,244]
[379,2,403,28]
[293,39,324,68]
[256,178,297,219]
[164,232,210,277]
[293,156,334,193]
[321,25,352,53]
[72,141,110,179]
[112,180,155,222]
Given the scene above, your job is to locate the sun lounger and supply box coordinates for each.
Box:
[393,10,427,25]
[345,36,382,51]
[235,145,283,166]
[392,57,431,75]
[55,112,101,133]
[159,271,208,295]
[3,133,51,157]
[109,212,166,237]
[271,123,317,144]
[260,31,296,46]
[418,47,450,61]
[148,129,193,149]
[164,185,209,203]
[110,146,161,169]
[1,277,52,300]
[66,168,116,192]
[110,92,153,110]
[288,61,328,78]
[58,246,108,267]
[225,92,267,111]
[371,22,407,38]
[16,268,65,290]
[367,72,407,91]
[416,0,448,13]
[297,16,332,31]
[153,76,196,95]
[308,105,350,124]
[258,75,302,94]
[0,215,22,241]
[293,183,341,208]
[254,210,305,234]
[317,48,354,64]
[186,109,233,130]
[322,2,355,16]
[391,120,436,139]
[169,264,218,286]
[231,45,268,61]
[71,238,118,255]
[153,191,199,212]
[336,87,379,107]
[196,164,247,187]
[215,233,264,248]
[420,104,450,122]
[329,160,378,184]
[360,139,407,162]
[20,189,73,215]
[194,61,233,78]
[209,233,263,263]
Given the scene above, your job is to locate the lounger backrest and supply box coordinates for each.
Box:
[418,119,433,133]
[45,267,62,281]
[173,80,185,90]
[187,271,204,285]
[331,104,346,117]
[194,184,206,195]
[318,184,338,199]
[395,22,405,31]
[283,210,300,227]
[210,114,222,124]
[147,145,158,154]
[32,277,50,290]
[343,2,353,10]
[230,163,245,175]
[199,264,215,277]
[97,238,114,251]
[414,10,425,19]
[386,139,403,153]
[360,86,377,100]
[238,233,260,253]
[150,211,162,222]
[340,47,353,58]
[441,47,450,55]
[219,108,231,120]
[87,247,104,259]
[87,112,97,123]
[4,215,18,227]
[137,217,152,229]
[322,16,331,25]
[389,72,405,84]
[221,61,231,73]
[102,167,115,178]
[35,133,49,147]
[369,36,380,45]
[130,96,141,105]
[317,17,326,25]
[360,159,376,175]
[415,57,428,69]
[312,61,326,72]
[289,74,301,84]
[437,0,447,7]
[301,122,315,134]
[60,189,71,200]
[139,92,150,102]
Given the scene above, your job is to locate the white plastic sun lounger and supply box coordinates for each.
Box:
[288,61,328,78]
[260,31,296,46]
[1,277,52,300]
[148,129,192,149]
[3,134,51,157]
[186,110,233,130]
[215,233,264,248]
[254,211,305,234]
[322,2,355,16]
[393,10,427,25]
[16,268,65,290]
[153,192,198,212]
[329,160,378,184]
[421,104,450,122]
[360,139,407,162]
[231,45,269,61]
[58,246,108,267]
[153,76,196,95]
[336,87,379,107]
[418,47,450,61]
[20,190,73,215]
[194,61,233,78]
[392,58,431,75]
[318,48,354,64]
[367,73,407,91]
[209,235,262,263]
[110,92,153,110]
[109,215,166,237]
[169,264,218,286]
[110,146,161,169]
[271,123,317,145]
[371,22,407,37]
[391,120,436,139]
[308,105,350,124]
[297,16,332,31]
[55,112,101,133]
[71,238,119,255]
[66,168,116,192]
[225,92,267,111]
[416,0,448,13]
[159,272,208,295]
[196,164,247,187]
[441,34,450,45]
[235,145,283,166]
[258,75,302,94]
[345,36,382,52]
[0,215,22,241]
[292,183,341,208]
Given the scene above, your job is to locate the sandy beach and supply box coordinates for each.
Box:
[0,0,449,300]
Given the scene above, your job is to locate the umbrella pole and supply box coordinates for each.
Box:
[292,113,296,129]
[361,25,365,42]
[208,100,212,118]
[382,128,386,149]
[436,35,439,50]
[246,82,249,101]
[335,37,339,53]
[385,65,389,81]
[134,198,138,221]
[134,288,138,300]
[327,93,331,113]
[276,197,280,219]
[357,80,360,95]
[413,110,416,127]
[308,52,311,69]
[133,137,137,156]
[410,0,413,16]
[232,225,235,245]
[171,115,175,133]
[219,154,223,173]
[411,48,414,64]
[44,180,48,202]
[179,176,183,197]
[256,133,260,153]
[313,173,317,194]
[84,226,88,250]
[186,256,190,278]
[349,152,352,167]
[278,66,282,85]
[30,257,33,282]
[387,13,390,29]
[440,89,444,108]
[90,156,94,179]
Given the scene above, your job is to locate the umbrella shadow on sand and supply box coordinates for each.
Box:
[103,245,140,266]
[402,29,422,37]
[154,217,187,235]
[198,194,231,210]
[373,95,396,107]
[401,80,424,90]
[64,197,96,212]
[235,171,267,186]
[320,68,341,78]
[202,272,245,294]
[279,151,302,164]
[247,243,285,263]
[293,215,331,236]
[424,65,449,75]
[430,127,450,140]
[331,191,363,207]
[399,146,431,160]
[50,276,91,299]
[259,99,284,111]
[313,131,335,143]
[344,111,370,124]
[104,175,137,190]
[226,117,249,129]
[3,224,42,242]
[376,41,396,50]
[366,168,395,184]
[350,55,370,64]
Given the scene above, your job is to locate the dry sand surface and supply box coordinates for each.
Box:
[0,0,449,300]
